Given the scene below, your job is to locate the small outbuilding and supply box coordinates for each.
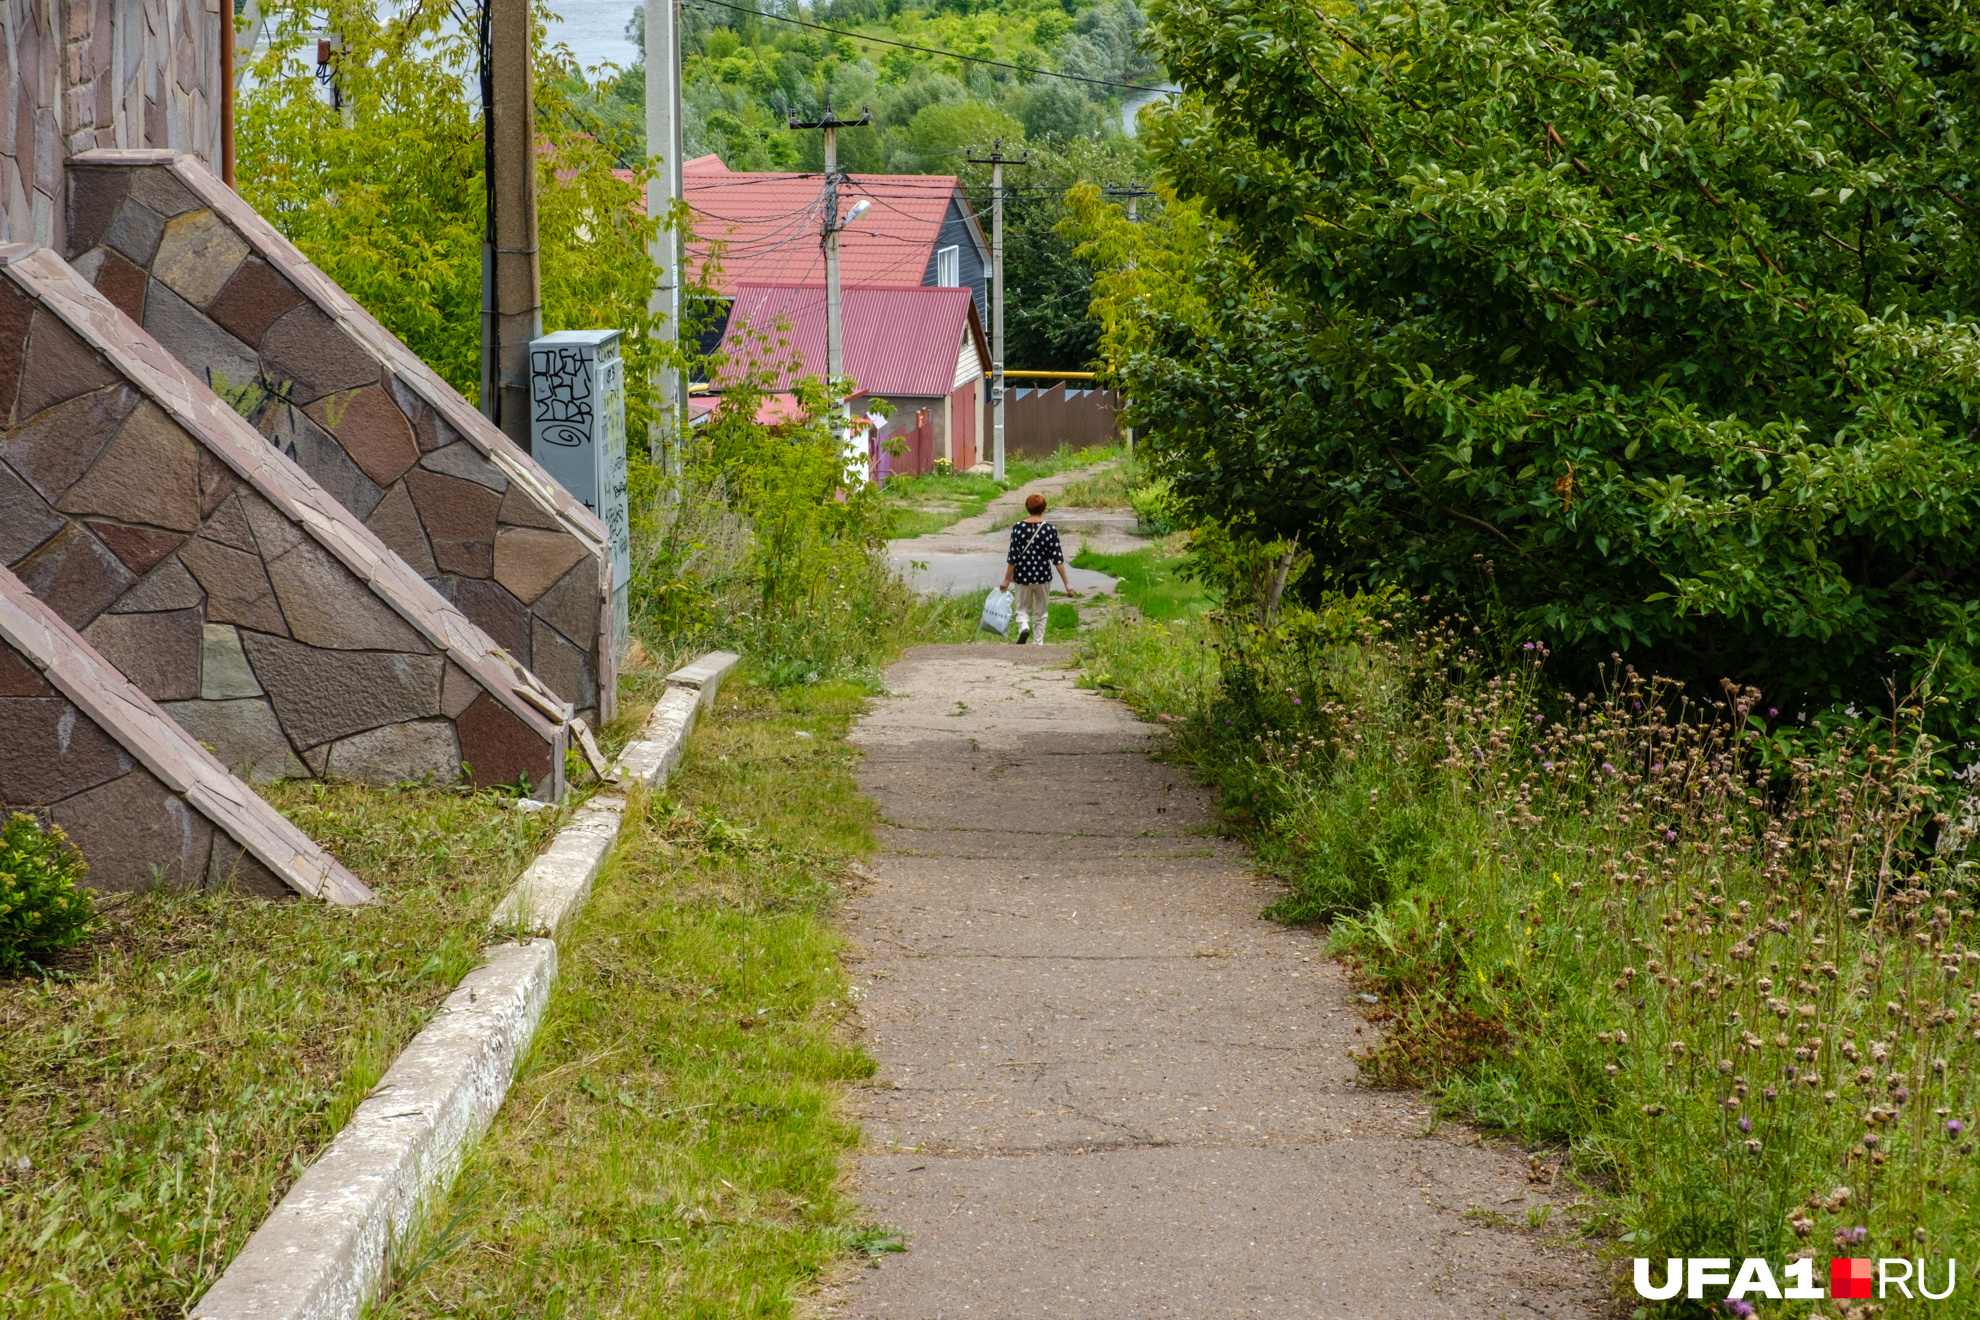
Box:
[711,283,991,477]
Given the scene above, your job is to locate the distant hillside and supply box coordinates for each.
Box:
[556,0,1160,370]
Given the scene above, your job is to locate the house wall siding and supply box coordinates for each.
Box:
[921,194,988,323]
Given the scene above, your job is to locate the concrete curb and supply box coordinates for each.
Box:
[489,794,625,938]
[188,941,555,1320]
[191,651,742,1320]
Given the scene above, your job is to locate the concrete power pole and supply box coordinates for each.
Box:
[967,139,1026,480]
[489,0,542,450]
[789,107,870,474]
[1102,184,1152,455]
[644,0,684,473]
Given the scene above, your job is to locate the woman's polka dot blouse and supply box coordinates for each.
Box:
[1006,521,1064,584]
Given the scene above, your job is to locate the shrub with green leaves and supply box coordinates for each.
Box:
[0,814,95,976]
[1088,0,1980,738]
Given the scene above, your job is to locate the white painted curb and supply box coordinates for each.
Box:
[191,651,741,1320]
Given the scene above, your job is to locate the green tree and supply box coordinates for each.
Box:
[239,0,667,443]
[1120,0,1980,724]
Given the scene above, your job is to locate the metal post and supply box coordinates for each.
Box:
[645,0,683,473]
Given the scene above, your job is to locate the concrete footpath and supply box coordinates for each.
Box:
[887,465,1134,600]
[825,644,1605,1319]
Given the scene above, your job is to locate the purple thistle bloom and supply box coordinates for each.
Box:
[1602,762,1616,774]
[1725,1302,1756,1319]
[1738,1116,1752,1134]
[1292,697,1301,705]
[1664,829,1677,841]
[1768,707,1779,717]
[1523,641,1536,650]
[1543,761,1554,771]
[1950,1120,1966,1138]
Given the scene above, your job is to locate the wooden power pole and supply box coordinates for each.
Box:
[967,139,1026,480]
[488,0,541,450]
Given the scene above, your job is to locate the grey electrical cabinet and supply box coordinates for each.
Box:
[530,329,631,654]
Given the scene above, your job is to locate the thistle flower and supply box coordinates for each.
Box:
[1724,1302,1756,1318]
[1836,1225,1868,1246]
[1738,1116,1752,1133]
[1949,1119,1965,1138]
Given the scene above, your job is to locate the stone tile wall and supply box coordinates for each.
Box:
[63,152,617,724]
[0,241,568,798]
[0,560,370,901]
[0,0,220,248]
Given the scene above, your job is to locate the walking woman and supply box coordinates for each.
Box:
[998,493,1079,644]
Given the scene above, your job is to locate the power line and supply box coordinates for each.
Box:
[681,0,1166,94]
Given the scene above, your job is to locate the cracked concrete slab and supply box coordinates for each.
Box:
[828,644,1607,1319]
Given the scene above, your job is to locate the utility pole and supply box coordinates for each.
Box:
[789,107,871,476]
[967,139,1026,480]
[474,0,496,422]
[1102,184,1152,455]
[644,0,684,474]
[489,0,542,450]
[1104,182,1152,221]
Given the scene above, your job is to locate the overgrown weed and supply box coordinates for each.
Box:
[1083,606,1980,1310]
[379,678,885,1319]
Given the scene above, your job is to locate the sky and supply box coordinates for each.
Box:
[547,0,642,76]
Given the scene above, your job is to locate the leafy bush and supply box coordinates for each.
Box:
[1127,476,1176,535]
[1083,0,1980,739]
[0,814,95,975]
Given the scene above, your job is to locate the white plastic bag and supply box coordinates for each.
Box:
[979,587,1015,637]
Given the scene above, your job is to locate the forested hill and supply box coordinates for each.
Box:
[564,0,1162,369]
[604,0,1157,171]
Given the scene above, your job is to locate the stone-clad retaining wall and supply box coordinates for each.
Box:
[0,0,222,249]
[0,242,568,799]
[63,151,619,723]
[0,560,370,902]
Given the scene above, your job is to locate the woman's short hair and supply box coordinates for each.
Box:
[1025,493,1048,515]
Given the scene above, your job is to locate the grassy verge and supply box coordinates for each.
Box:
[377,676,889,1319]
[1058,455,1139,508]
[0,782,566,1320]
[881,445,1117,538]
[1071,543,1212,621]
[1082,607,1980,1308]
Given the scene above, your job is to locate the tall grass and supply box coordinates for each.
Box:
[1084,607,1979,1311]
[376,678,889,1319]
[0,782,565,1319]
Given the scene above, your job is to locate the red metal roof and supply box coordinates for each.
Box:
[683,154,982,294]
[717,283,989,399]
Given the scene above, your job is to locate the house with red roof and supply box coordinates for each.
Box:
[684,155,991,319]
[715,283,991,476]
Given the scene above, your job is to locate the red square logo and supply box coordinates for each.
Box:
[1831,1258,1873,1299]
